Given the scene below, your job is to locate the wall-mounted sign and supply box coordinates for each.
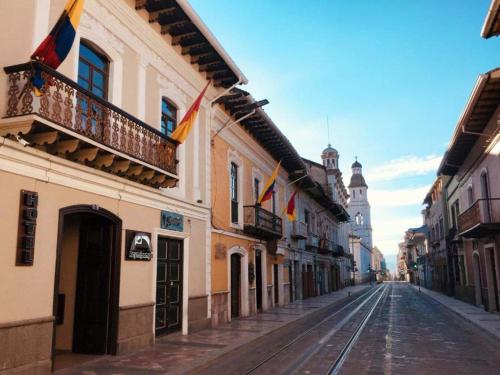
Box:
[125,230,152,261]
[16,190,38,266]
[161,210,183,232]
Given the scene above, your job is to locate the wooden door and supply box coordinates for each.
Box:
[256,251,262,310]
[73,216,112,354]
[231,254,241,317]
[156,238,183,336]
[274,264,279,305]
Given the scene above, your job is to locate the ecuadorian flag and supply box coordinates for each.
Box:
[258,161,281,204]
[286,190,298,221]
[171,81,210,143]
[31,0,84,94]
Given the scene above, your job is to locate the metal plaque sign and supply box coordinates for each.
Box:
[125,230,152,261]
[17,190,38,265]
[161,210,184,232]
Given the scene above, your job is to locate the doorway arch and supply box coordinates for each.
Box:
[52,205,122,369]
[227,246,249,319]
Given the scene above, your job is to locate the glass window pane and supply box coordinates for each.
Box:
[78,77,89,90]
[93,71,104,88]
[78,61,89,80]
[80,43,106,70]
[92,86,104,98]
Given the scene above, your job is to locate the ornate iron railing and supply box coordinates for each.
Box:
[243,205,283,239]
[291,221,307,239]
[3,62,177,174]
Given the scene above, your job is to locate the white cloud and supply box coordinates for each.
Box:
[365,154,441,182]
[369,185,429,207]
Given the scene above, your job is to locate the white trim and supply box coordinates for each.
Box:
[77,22,124,107]
[212,229,267,243]
[228,149,244,229]
[253,244,268,311]
[136,55,149,121]
[158,82,187,198]
[32,0,51,52]
[227,246,249,319]
[0,135,209,220]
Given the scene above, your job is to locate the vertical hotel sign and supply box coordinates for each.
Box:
[17,190,38,265]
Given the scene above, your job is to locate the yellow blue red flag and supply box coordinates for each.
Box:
[258,161,281,204]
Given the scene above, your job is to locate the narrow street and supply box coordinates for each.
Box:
[191,283,500,375]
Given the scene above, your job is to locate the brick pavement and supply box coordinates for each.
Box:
[339,282,500,375]
[55,284,369,374]
[412,284,500,340]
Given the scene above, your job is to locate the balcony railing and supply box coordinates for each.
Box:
[332,244,346,257]
[243,205,282,240]
[318,238,333,254]
[305,233,319,250]
[291,221,307,239]
[2,62,178,188]
[458,198,500,238]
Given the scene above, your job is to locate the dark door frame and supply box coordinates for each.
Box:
[51,205,122,370]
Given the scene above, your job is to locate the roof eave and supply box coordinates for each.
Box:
[176,0,248,84]
[481,0,500,39]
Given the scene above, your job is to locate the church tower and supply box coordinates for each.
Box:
[321,144,339,202]
[348,158,372,249]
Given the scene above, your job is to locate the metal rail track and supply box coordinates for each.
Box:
[326,283,388,375]
[243,284,386,375]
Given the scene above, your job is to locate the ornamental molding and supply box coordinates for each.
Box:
[80,12,125,55]
[88,0,210,102]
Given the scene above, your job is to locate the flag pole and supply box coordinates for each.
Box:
[287,174,308,187]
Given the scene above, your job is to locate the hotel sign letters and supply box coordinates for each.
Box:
[17,190,38,265]
[161,210,184,232]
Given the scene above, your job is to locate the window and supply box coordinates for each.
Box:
[230,162,238,224]
[305,209,310,232]
[161,98,177,137]
[467,186,474,206]
[353,190,355,199]
[78,41,109,134]
[78,41,109,99]
[355,212,363,226]
[451,200,459,230]
[254,178,260,203]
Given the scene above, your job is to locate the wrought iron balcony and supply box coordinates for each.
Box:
[291,221,307,239]
[305,233,319,250]
[318,238,333,255]
[243,205,283,240]
[2,62,178,188]
[332,244,346,258]
[458,198,500,238]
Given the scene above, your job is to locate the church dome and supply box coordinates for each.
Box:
[349,174,367,188]
[352,160,362,168]
[322,144,338,155]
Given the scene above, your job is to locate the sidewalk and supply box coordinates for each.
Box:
[55,284,370,374]
[414,284,500,341]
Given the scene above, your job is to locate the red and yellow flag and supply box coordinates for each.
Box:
[286,190,298,221]
[171,81,210,143]
[258,161,281,204]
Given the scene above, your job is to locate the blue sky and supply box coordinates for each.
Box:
[190,0,500,272]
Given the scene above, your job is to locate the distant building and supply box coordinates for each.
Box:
[348,158,373,281]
